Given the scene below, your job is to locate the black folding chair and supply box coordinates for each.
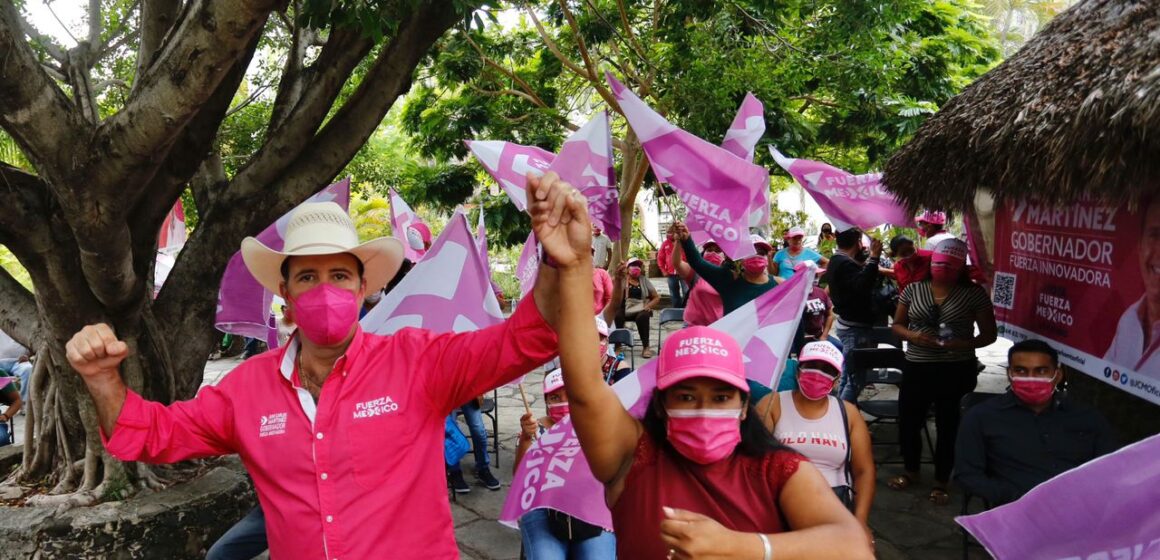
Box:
[850,348,934,464]
[655,307,685,353]
[608,328,635,369]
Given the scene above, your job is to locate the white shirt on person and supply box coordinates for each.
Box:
[1104,297,1160,376]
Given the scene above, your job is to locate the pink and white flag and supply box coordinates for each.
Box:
[154,200,187,298]
[361,211,503,335]
[608,73,768,260]
[216,179,351,346]
[500,268,814,531]
[957,434,1160,560]
[770,147,911,232]
[721,94,770,230]
[466,141,555,212]
[389,188,429,262]
[549,112,621,239]
[515,231,540,297]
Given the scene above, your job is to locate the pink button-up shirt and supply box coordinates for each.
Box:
[103,296,558,559]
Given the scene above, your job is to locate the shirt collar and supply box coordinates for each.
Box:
[277,325,367,383]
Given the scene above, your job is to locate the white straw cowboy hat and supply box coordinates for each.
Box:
[241,202,404,294]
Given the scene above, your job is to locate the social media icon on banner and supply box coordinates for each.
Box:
[1103,367,1112,379]
[1120,373,1129,386]
[1112,370,1120,382]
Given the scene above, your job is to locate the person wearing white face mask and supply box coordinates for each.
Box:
[954,340,1116,507]
[555,293,873,560]
[758,342,875,547]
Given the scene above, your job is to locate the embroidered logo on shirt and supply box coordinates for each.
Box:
[259,412,288,438]
[353,396,399,419]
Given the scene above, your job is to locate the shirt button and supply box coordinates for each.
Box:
[321,473,328,480]
[316,432,324,440]
[326,515,334,523]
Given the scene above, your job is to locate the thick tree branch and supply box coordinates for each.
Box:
[15,7,67,62]
[0,265,40,348]
[267,2,317,130]
[0,0,88,179]
[88,0,102,47]
[0,163,55,254]
[133,0,182,87]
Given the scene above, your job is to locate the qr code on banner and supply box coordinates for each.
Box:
[993,272,1017,309]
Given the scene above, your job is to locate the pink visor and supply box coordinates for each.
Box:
[656,326,747,392]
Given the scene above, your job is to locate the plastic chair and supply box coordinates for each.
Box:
[655,307,685,353]
[849,348,934,465]
[608,328,635,369]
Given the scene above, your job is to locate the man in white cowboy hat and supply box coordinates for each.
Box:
[64,172,596,559]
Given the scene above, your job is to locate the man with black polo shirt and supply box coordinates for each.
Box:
[824,228,884,402]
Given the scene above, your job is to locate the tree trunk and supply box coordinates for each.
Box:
[614,131,648,267]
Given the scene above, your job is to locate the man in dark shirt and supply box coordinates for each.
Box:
[954,339,1117,506]
[825,228,883,402]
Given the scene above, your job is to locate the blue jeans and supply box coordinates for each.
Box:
[666,275,688,308]
[449,400,490,473]
[520,509,617,559]
[835,323,874,403]
[207,505,267,560]
[0,422,11,446]
[0,359,31,402]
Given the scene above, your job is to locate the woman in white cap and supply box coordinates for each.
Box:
[771,227,828,283]
[889,238,997,504]
[758,341,875,544]
[554,258,873,559]
[515,369,617,558]
[617,257,660,357]
[672,222,780,316]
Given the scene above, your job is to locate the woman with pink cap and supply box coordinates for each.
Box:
[514,369,617,558]
[554,269,873,558]
[758,341,875,544]
[888,238,997,504]
[771,227,828,283]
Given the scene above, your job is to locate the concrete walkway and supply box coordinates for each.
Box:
[199,293,1011,560]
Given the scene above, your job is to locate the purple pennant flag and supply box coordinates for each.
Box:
[389,188,429,262]
[500,268,814,531]
[770,147,912,232]
[607,73,769,260]
[957,434,1160,560]
[466,141,555,212]
[515,231,540,297]
[360,211,503,335]
[548,112,622,239]
[215,178,350,346]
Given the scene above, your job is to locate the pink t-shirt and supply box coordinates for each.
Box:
[593,267,614,314]
[683,278,724,326]
[103,296,558,560]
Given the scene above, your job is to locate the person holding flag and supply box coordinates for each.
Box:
[63,171,595,560]
[552,241,873,558]
[674,221,779,316]
[668,232,725,327]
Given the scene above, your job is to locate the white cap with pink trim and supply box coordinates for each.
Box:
[544,369,565,394]
[799,341,844,372]
[932,238,968,264]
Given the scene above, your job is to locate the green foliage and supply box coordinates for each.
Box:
[0,247,33,291]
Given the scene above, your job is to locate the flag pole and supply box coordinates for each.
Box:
[517,384,533,416]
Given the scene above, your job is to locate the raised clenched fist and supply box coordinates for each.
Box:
[65,323,129,380]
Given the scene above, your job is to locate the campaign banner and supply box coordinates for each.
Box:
[500,268,813,531]
[216,179,350,345]
[957,433,1160,560]
[608,73,768,260]
[991,197,1159,405]
[770,147,911,233]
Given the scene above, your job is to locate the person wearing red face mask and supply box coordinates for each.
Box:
[64,172,593,559]
[554,290,874,560]
[670,237,726,327]
[759,342,875,548]
[672,222,779,316]
[515,369,617,558]
[617,258,661,357]
[954,340,1116,506]
[889,238,997,505]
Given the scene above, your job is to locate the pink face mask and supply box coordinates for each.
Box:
[628,267,643,278]
[547,402,570,423]
[1010,375,1056,406]
[665,408,743,464]
[742,256,768,277]
[798,369,837,400]
[289,283,360,346]
[704,252,726,266]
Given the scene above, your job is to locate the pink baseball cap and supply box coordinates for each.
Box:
[799,341,844,373]
[784,226,806,239]
[656,326,747,391]
[544,368,565,394]
[932,238,968,265]
[916,210,947,225]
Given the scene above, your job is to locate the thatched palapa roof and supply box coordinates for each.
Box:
[883,0,1160,211]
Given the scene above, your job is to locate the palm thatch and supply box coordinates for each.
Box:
[883,0,1160,211]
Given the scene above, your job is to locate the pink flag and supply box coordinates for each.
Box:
[360,211,503,335]
[721,94,770,230]
[389,189,429,262]
[549,112,622,239]
[515,231,540,297]
[957,434,1160,560]
[607,73,768,260]
[500,268,814,530]
[216,179,351,345]
[466,141,554,211]
[770,147,911,232]
[154,200,187,298]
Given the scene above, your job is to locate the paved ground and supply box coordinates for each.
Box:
[195,284,1011,560]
